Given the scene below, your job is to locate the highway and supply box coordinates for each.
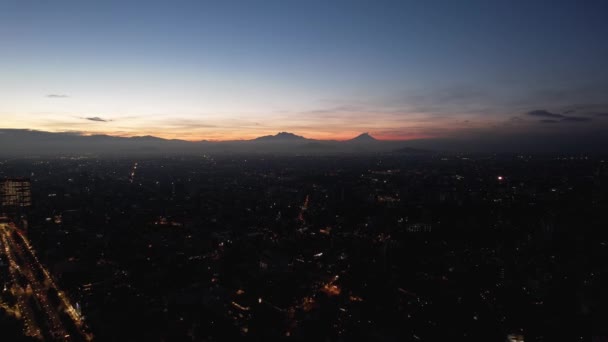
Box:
[0,222,93,341]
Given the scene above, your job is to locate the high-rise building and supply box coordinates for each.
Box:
[1,178,32,207]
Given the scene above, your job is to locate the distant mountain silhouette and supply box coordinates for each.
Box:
[2,128,604,154]
[128,135,176,142]
[348,132,377,142]
[253,132,308,142]
[0,129,430,156]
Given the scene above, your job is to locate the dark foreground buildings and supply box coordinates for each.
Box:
[1,177,32,231]
[0,154,607,341]
[1,178,32,208]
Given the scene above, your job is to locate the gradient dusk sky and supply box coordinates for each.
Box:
[1,0,607,141]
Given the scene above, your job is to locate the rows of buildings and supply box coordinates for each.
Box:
[0,154,606,340]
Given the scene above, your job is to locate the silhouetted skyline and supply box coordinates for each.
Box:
[1,128,607,155]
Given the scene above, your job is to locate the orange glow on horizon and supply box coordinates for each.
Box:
[75,130,434,142]
[2,109,446,142]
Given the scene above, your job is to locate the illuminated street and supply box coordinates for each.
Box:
[0,222,93,341]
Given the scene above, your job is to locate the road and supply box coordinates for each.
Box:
[0,222,93,341]
[298,194,310,222]
[129,162,138,183]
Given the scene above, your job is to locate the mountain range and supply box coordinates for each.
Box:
[0,129,429,156]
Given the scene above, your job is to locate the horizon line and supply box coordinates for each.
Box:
[0,128,429,143]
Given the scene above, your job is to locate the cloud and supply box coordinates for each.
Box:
[526,110,564,118]
[84,116,109,122]
[556,103,608,120]
[561,116,592,122]
[46,94,69,98]
[526,109,593,123]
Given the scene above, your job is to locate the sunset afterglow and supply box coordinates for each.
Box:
[1,1,607,145]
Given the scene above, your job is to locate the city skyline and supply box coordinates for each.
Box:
[1,2,606,339]
[1,1,608,145]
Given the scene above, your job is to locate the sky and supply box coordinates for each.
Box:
[1,0,607,142]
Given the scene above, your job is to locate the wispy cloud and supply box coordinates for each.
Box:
[561,116,592,122]
[84,116,109,122]
[526,110,564,119]
[46,94,69,98]
[526,109,593,123]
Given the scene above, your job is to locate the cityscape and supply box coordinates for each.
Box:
[1,151,606,340]
[2,0,608,341]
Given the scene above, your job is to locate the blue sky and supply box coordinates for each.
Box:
[1,0,607,140]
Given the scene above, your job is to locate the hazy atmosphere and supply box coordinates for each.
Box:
[2,0,608,151]
[2,2,608,341]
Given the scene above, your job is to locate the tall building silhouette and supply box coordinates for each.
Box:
[1,178,32,207]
